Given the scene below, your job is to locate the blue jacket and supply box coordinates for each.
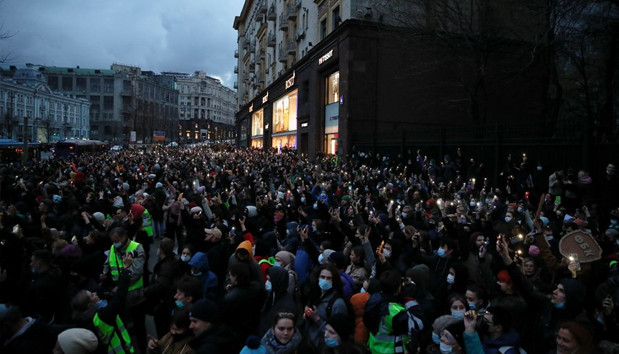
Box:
[188,252,219,298]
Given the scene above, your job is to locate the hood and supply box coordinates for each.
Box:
[267,266,289,297]
[236,240,253,257]
[130,203,145,219]
[188,252,209,272]
[275,250,295,268]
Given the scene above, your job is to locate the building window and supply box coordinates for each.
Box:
[62,77,73,91]
[320,18,327,40]
[104,79,114,93]
[90,78,100,92]
[332,6,340,31]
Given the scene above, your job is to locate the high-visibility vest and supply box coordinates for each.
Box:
[93,312,134,353]
[108,241,143,291]
[142,209,153,237]
[367,302,411,354]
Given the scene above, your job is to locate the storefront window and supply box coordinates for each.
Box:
[251,109,264,136]
[324,71,339,155]
[273,90,298,133]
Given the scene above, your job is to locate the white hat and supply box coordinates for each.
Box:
[92,212,105,223]
[190,206,202,214]
[57,328,99,353]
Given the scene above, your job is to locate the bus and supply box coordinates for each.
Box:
[54,139,108,158]
[0,139,41,164]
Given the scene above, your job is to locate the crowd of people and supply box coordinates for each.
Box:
[0,143,617,354]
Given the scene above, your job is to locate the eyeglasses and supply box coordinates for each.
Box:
[482,316,495,326]
[277,312,295,319]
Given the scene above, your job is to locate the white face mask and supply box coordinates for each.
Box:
[446,274,455,284]
[180,255,191,262]
[383,249,391,258]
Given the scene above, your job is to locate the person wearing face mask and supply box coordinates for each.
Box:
[172,276,202,312]
[146,306,195,354]
[497,236,592,354]
[143,238,184,337]
[428,315,461,353]
[321,313,367,353]
[412,237,458,295]
[439,320,466,354]
[302,264,349,350]
[258,266,298,336]
[462,306,523,354]
[187,251,219,299]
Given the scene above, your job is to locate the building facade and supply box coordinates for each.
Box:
[233,0,550,158]
[172,71,237,143]
[37,64,178,144]
[0,64,90,143]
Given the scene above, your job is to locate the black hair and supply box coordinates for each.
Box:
[486,306,512,332]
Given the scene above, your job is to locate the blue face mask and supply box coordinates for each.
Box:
[319,278,333,291]
[318,254,324,264]
[401,212,408,218]
[273,261,281,267]
[313,203,318,210]
[301,197,306,204]
[439,342,453,353]
[312,226,318,232]
[175,300,184,308]
[113,241,123,249]
[286,229,291,236]
[324,337,339,348]
[432,331,441,344]
[468,301,476,310]
[451,309,465,320]
[554,301,566,309]
[437,248,446,258]
[360,287,367,294]
[97,299,108,309]
[265,280,272,292]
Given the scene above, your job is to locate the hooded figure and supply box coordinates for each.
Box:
[227,240,264,285]
[258,266,297,336]
[187,252,219,298]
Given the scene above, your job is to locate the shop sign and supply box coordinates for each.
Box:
[285,71,296,89]
[319,49,334,65]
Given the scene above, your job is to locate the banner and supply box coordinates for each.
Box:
[153,131,165,141]
[559,230,602,263]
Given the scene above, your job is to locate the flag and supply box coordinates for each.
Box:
[153,131,166,141]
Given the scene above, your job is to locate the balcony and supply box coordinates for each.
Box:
[286,40,297,54]
[286,5,297,20]
[234,66,238,74]
[279,14,288,30]
[267,32,276,47]
[234,49,239,58]
[257,0,267,14]
[267,3,276,20]
[278,47,288,63]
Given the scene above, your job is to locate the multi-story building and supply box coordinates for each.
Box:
[233,0,549,159]
[0,63,90,143]
[171,71,237,143]
[36,64,178,144]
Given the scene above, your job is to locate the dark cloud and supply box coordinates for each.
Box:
[0,0,242,88]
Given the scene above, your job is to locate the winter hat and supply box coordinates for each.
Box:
[57,328,99,354]
[432,315,460,334]
[560,278,586,309]
[528,245,540,257]
[329,251,347,269]
[92,212,105,223]
[190,206,202,214]
[112,197,124,209]
[53,194,63,204]
[444,320,465,349]
[327,313,354,341]
[275,250,295,267]
[322,249,335,263]
[240,335,267,354]
[189,298,220,324]
[130,203,145,219]
[497,270,513,286]
[155,182,163,189]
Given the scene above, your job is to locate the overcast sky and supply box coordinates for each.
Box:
[0,0,243,89]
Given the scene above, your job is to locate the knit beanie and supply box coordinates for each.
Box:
[560,278,586,309]
[57,328,99,354]
[240,335,267,354]
[327,313,354,341]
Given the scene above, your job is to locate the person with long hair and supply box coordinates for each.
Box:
[261,311,303,354]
